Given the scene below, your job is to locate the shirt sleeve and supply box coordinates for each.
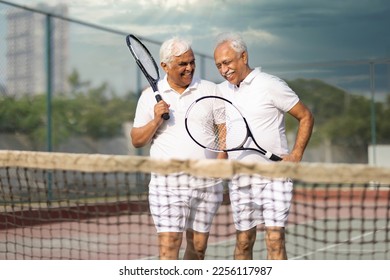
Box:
[269,76,299,112]
[132,88,155,127]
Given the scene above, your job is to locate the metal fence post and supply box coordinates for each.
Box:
[46,14,53,202]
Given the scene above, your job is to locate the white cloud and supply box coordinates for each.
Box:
[139,0,211,11]
[4,0,389,84]
[242,28,280,45]
[209,27,279,46]
[113,23,192,37]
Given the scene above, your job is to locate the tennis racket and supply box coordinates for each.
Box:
[126,34,169,120]
[185,95,282,161]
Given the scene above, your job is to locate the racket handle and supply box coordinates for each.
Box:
[270,154,282,161]
[155,94,170,120]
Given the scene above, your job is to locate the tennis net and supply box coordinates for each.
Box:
[0,150,389,260]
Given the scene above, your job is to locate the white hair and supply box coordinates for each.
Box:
[159,37,192,65]
[214,32,247,54]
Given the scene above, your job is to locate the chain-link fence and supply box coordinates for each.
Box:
[0,1,389,164]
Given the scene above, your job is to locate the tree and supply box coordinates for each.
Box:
[2,76,388,156]
[287,78,390,160]
[0,70,137,148]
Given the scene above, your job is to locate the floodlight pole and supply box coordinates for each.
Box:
[46,15,53,203]
[369,62,376,165]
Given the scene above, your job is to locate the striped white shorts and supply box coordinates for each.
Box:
[229,179,293,230]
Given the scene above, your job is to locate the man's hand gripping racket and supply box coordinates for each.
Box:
[185,96,282,161]
[126,34,169,120]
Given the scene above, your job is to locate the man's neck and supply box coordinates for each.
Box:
[236,67,253,87]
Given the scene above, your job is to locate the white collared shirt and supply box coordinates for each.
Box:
[218,67,299,163]
[133,75,222,188]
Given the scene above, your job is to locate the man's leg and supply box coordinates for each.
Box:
[234,226,257,260]
[265,226,287,260]
[158,232,183,260]
[183,183,223,260]
[184,229,209,260]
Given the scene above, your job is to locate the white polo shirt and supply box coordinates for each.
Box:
[133,75,222,188]
[218,67,299,164]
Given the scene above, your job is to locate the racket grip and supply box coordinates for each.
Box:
[155,94,170,120]
[270,154,282,161]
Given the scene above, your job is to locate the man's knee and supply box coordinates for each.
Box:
[265,227,287,259]
[266,227,285,242]
[159,232,182,259]
[236,228,256,250]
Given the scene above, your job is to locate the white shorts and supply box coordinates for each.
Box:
[229,179,293,231]
[149,183,223,233]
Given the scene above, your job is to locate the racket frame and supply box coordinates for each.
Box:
[126,34,169,120]
[185,95,282,161]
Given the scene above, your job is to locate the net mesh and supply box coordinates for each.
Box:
[0,150,389,260]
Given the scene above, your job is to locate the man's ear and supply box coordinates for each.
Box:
[241,51,249,65]
[161,62,168,73]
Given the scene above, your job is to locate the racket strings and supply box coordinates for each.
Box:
[186,98,247,151]
[129,38,159,80]
[205,108,227,151]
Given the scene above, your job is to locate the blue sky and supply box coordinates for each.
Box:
[5,0,390,63]
[1,0,390,98]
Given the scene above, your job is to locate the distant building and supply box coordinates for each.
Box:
[6,4,69,97]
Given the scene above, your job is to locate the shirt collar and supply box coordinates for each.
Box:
[159,75,200,94]
[230,67,261,90]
